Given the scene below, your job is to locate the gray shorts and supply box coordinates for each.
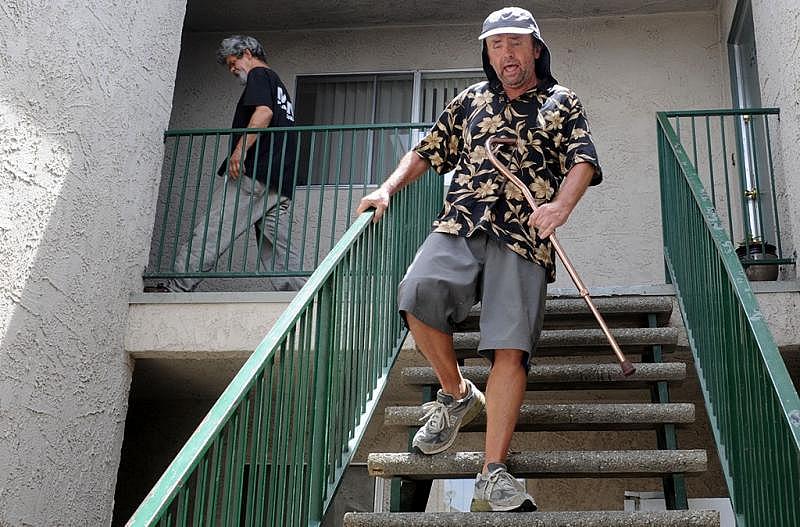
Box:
[397,231,547,369]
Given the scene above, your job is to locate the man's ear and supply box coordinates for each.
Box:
[531,37,543,59]
[242,49,253,59]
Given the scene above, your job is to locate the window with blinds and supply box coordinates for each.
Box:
[295,74,414,125]
[418,72,484,122]
[295,70,483,184]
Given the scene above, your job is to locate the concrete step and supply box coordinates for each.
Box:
[384,403,695,432]
[344,510,720,527]
[367,450,707,479]
[401,363,686,391]
[453,327,679,359]
[454,296,674,331]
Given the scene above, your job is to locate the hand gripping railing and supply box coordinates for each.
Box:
[486,136,635,376]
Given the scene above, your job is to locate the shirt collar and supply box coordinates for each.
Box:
[492,81,547,102]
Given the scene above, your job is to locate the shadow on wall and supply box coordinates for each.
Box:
[0,99,148,524]
[111,395,221,526]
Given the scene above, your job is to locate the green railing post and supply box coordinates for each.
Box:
[130,127,444,526]
[145,123,432,284]
[656,109,800,526]
[660,109,792,268]
[644,313,687,510]
[308,281,333,526]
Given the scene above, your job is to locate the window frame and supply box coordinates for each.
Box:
[294,68,484,123]
[293,68,484,187]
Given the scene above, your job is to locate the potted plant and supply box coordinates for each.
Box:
[735,240,778,281]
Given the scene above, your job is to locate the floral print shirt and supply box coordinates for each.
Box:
[413,81,602,283]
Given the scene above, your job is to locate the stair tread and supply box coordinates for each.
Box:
[401,363,686,388]
[368,450,707,479]
[454,296,674,331]
[344,510,720,527]
[544,296,673,314]
[455,327,678,350]
[385,403,695,430]
[466,297,674,318]
[452,328,678,359]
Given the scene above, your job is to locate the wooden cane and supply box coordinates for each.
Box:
[485,136,635,376]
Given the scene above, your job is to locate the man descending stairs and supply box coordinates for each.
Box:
[345,295,721,526]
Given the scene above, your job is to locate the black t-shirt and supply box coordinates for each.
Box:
[217,67,300,198]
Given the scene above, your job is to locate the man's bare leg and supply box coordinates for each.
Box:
[483,348,527,471]
[406,313,466,398]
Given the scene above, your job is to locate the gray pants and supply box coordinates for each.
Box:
[167,175,306,292]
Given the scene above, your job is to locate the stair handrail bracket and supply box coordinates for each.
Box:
[657,109,800,527]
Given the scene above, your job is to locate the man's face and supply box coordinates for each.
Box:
[486,34,541,91]
[225,51,253,84]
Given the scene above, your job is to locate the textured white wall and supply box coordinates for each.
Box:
[126,296,293,356]
[715,0,797,280]
[166,12,723,288]
[749,0,800,266]
[0,1,186,525]
[718,0,738,107]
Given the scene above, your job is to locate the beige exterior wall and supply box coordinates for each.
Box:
[716,0,800,320]
[0,1,186,525]
[750,0,800,265]
[126,292,295,357]
[166,12,724,289]
[715,0,797,279]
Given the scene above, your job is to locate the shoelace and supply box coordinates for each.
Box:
[484,468,517,499]
[419,400,451,433]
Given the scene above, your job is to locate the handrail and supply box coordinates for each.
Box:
[128,168,443,526]
[661,108,779,117]
[146,123,432,283]
[657,108,792,268]
[657,111,800,526]
[165,122,434,136]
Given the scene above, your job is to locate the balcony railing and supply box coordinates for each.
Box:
[145,123,430,285]
[661,109,794,276]
[128,168,444,526]
[657,110,800,526]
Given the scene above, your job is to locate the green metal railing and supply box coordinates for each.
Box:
[657,111,800,526]
[662,109,793,270]
[146,123,430,281]
[128,169,443,526]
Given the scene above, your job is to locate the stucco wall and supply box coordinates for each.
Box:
[717,0,739,107]
[165,12,723,289]
[715,0,796,281]
[0,1,186,525]
[749,0,800,266]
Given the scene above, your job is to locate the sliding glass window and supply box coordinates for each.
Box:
[295,70,482,184]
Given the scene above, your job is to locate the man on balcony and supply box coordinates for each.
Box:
[357,7,602,512]
[156,35,305,292]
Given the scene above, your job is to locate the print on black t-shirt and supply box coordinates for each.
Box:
[218,67,301,198]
